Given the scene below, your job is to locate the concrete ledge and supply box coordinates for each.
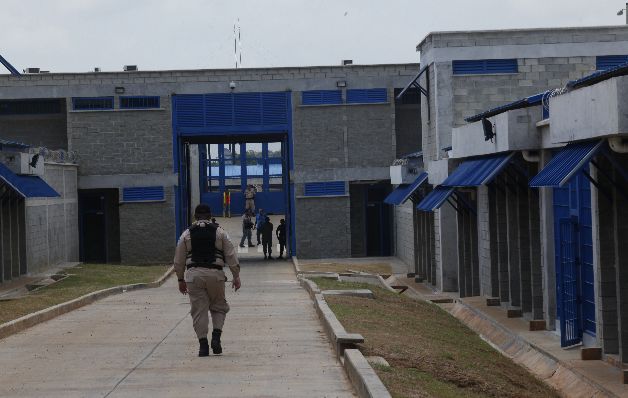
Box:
[299,277,321,300]
[0,266,174,341]
[291,256,301,275]
[449,301,619,398]
[323,289,374,299]
[314,293,364,357]
[339,274,397,293]
[344,349,392,398]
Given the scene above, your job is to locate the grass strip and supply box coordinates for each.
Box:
[317,279,558,398]
[0,264,169,325]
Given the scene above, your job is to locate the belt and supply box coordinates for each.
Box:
[187,263,223,270]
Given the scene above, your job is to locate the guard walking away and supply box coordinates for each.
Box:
[239,210,255,248]
[174,204,241,357]
[262,216,274,260]
[276,218,286,259]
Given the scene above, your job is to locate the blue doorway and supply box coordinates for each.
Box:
[553,171,595,347]
[172,91,296,256]
[199,141,286,216]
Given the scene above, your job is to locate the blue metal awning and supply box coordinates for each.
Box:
[567,62,628,90]
[416,186,454,212]
[384,172,428,205]
[442,152,514,187]
[465,91,549,123]
[0,163,59,198]
[530,140,604,188]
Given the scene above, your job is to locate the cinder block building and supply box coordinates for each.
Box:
[0,62,420,280]
[388,25,628,365]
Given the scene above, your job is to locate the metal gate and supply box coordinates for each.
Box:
[553,171,595,347]
[558,217,581,347]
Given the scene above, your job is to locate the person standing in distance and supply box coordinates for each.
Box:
[244,184,256,212]
[239,210,255,248]
[262,216,274,260]
[173,204,241,357]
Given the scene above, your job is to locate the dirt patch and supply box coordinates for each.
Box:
[300,262,392,275]
[0,264,169,325]
[325,283,559,398]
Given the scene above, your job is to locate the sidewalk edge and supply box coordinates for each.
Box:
[0,266,174,341]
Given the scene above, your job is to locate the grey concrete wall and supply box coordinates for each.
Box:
[24,163,79,274]
[394,201,415,270]
[295,183,350,259]
[0,114,68,150]
[477,185,492,297]
[118,186,175,264]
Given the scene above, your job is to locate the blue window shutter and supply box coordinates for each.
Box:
[120,96,160,109]
[72,97,114,110]
[204,93,233,127]
[122,186,165,202]
[452,59,518,75]
[175,95,204,128]
[596,55,628,70]
[261,92,289,125]
[304,181,346,196]
[302,90,343,105]
[234,93,262,126]
[346,88,387,104]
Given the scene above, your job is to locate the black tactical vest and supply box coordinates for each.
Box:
[189,222,219,265]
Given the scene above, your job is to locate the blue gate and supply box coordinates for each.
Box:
[172,91,295,254]
[553,171,595,347]
[558,217,581,347]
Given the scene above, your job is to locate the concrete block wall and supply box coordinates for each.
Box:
[0,113,68,150]
[394,201,415,271]
[119,186,176,264]
[477,186,492,296]
[24,163,78,274]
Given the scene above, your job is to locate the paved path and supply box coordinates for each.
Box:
[0,261,355,398]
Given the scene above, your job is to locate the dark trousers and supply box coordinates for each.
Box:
[262,240,272,257]
[256,228,263,244]
[279,238,286,257]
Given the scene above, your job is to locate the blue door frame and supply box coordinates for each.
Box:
[554,171,595,347]
[172,92,296,256]
[198,142,286,216]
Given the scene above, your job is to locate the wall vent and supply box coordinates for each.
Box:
[123,65,138,71]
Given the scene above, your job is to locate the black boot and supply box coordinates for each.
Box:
[198,337,209,357]
[211,329,222,355]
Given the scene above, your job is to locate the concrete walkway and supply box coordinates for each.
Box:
[0,260,355,398]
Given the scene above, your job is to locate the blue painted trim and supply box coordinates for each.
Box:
[465,91,549,123]
[119,96,160,109]
[122,186,165,202]
[302,90,343,105]
[0,53,21,76]
[453,59,518,75]
[304,181,346,196]
[72,96,114,111]
[346,88,387,104]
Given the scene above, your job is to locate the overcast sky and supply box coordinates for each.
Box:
[1,0,627,73]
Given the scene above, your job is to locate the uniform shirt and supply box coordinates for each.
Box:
[173,220,240,283]
[245,187,256,199]
[256,213,265,229]
[242,214,253,230]
[262,222,273,242]
[276,223,286,241]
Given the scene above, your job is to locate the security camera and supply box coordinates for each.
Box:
[229,81,236,90]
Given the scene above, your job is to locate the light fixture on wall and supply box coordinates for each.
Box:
[229,81,237,90]
[336,81,347,88]
[115,86,125,94]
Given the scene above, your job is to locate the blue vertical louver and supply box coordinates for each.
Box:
[346,88,387,104]
[452,59,518,75]
[302,90,343,105]
[173,92,290,132]
[596,55,628,71]
[303,181,346,196]
[122,186,165,202]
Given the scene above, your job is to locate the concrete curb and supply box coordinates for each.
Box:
[291,256,301,275]
[0,266,174,341]
[344,349,392,398]
[449,301,618,398]
[299,276,392,398]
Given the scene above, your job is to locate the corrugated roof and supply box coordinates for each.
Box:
[442,153,514,187]
[384,172,428,205]
[529,140,604,187]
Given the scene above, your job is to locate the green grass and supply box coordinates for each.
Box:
[321,280,558,398]
[0,264,169,325]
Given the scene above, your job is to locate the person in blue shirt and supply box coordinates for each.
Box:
[255,208,266,245]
